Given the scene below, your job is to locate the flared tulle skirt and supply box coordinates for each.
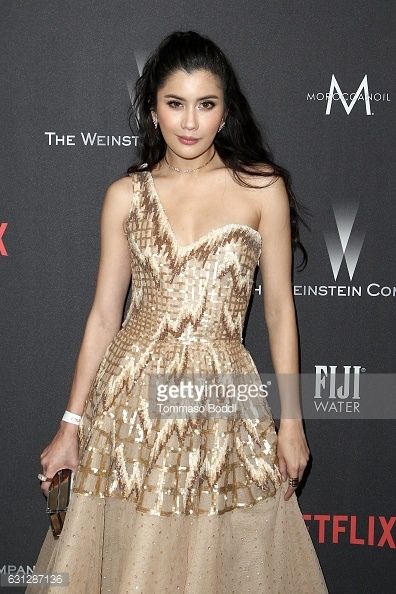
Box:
[27,478,328,593]
[27,334,328,593]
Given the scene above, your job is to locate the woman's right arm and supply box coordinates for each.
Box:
[39,176,133,494]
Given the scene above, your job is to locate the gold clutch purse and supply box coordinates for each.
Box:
[46,468,74,537]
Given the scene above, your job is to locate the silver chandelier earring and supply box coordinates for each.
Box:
[217,121,225,133]
[152,113,158,130]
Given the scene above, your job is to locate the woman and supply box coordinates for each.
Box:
[29,31,328,593]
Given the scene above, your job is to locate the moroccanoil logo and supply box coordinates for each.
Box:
[307,74,390,115]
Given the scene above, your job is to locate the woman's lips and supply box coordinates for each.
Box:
[177,136,199,145]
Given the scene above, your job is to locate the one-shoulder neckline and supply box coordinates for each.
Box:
[144,170,262,253]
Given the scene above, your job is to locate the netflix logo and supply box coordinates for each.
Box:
[304,513,395,548]
[0,223,8,256]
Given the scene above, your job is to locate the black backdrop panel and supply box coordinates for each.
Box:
[1,2,395,592]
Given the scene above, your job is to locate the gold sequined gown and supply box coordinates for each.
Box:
[27,170,328,593]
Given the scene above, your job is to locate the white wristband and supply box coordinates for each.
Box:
[62,410,82,425]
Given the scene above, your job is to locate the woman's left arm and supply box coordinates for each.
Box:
[256,174,310,501]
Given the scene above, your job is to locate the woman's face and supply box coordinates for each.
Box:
[153,68,226,160]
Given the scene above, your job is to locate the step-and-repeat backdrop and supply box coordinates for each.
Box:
[1,2,394,593]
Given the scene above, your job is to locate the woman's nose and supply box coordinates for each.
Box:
[181,108,198,129]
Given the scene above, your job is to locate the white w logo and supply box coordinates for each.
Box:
[127,51,149,127]
[324,202,365,281]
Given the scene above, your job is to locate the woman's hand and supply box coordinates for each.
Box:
[276,419,310,501]
[39,421,80,497]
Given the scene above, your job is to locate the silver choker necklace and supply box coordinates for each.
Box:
[164,149,216,173]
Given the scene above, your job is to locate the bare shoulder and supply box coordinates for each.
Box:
[101,174,135,213]
[105,173,135,197]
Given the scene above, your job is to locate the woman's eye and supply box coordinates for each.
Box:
[166,100,215,109]
[200,101,215,109]
[167,101,182,108]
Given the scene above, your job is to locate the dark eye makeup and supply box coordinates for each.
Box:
[166,100,216,109]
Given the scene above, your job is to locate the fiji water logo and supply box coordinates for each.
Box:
[314,365,363,414]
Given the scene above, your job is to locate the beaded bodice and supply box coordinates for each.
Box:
[121,170,262,346]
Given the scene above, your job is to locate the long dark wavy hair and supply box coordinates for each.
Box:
[126,30,310,270]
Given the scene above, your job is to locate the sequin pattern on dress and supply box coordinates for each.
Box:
[71,170,284,516]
